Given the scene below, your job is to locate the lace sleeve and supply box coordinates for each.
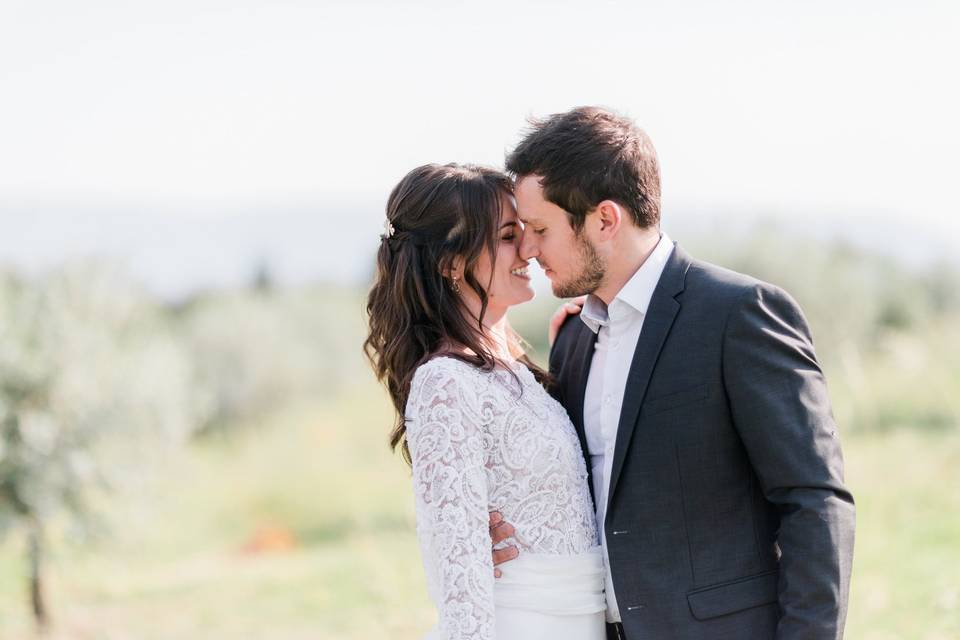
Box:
[406,360,495,640]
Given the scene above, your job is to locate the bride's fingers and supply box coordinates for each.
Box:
[548,300,586,346]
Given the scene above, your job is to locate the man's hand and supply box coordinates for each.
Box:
[548,296,587,347]
[489,511,518,578]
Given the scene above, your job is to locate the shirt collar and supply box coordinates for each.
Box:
[580,232,674,335]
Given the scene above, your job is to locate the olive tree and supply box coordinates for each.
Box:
[0,263,198,631]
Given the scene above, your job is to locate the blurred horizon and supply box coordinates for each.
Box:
[3,202,955,300]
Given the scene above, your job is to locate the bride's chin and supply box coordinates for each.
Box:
[507,291,535,308]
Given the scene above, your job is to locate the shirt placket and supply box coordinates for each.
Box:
[599,311,624,621]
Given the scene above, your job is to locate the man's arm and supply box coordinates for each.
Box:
[722,283,855,640]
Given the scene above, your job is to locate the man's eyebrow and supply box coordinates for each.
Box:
[517,216,539,225]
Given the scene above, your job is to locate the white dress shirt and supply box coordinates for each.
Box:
[579,233,674,623]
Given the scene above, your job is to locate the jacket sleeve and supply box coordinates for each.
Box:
[406,362,495,640]
[722,283,855,639]
[547,314,578,405]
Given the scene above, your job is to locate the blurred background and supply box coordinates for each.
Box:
[1,1,958,638]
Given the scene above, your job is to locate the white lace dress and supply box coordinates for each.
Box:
[405,356,606,640]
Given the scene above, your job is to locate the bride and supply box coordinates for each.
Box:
[364,163,605,639]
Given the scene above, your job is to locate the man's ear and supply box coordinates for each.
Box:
[593,200,624,240]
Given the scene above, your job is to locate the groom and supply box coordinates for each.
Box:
[490,107,855,639]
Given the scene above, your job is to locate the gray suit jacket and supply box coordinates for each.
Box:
[549,244,855,639]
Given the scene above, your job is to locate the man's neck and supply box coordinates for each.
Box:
[592,229,662,305]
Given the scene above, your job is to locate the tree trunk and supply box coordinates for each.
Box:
[27,518,50,634]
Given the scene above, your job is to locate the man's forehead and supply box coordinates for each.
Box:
[516,210,543,225]
[516,209,535,223]
[516,200,555,224]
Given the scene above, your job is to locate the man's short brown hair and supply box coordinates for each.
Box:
[506,106,661,231]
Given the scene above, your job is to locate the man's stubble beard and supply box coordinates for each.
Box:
[551,233,605,299]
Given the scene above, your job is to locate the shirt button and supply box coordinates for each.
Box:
[604,395,611,404]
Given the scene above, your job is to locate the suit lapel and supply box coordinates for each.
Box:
[568,322,598,504]
[570,323,598,436]
[606,245,690,509]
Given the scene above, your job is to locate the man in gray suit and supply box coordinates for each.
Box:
[489,107,855,639]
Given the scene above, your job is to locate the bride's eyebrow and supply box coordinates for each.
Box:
[500,221,518,230]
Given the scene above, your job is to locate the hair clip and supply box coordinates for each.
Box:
[383,219,396,238]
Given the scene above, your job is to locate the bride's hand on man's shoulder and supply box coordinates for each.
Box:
[548,296,587,347]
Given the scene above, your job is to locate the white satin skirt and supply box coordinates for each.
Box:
[493,546,606,640]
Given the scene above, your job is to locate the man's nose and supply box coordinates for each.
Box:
[519,229,538,261]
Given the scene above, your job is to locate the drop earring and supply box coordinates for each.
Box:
[451,276,461,293]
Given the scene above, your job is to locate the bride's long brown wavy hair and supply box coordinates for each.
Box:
[364,163,548,464]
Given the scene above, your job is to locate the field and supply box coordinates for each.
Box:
[1,375,958,639]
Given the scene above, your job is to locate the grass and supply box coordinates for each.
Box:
[1,379,958,639]
[844,430,960,639]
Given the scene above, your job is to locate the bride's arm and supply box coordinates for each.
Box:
[407,362,495,640]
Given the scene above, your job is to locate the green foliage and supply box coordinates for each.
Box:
[0,262,198,544]
[173,284,369,437]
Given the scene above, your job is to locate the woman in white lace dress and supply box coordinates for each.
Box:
[365,164,605,640]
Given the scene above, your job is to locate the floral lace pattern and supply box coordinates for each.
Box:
[405,356,598,640]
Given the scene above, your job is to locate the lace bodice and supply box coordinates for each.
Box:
[405,356,599,640]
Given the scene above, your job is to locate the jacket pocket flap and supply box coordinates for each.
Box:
[643,384,709,415]
[686,570,778,621]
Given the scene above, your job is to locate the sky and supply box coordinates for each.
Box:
[1,0,958,295]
